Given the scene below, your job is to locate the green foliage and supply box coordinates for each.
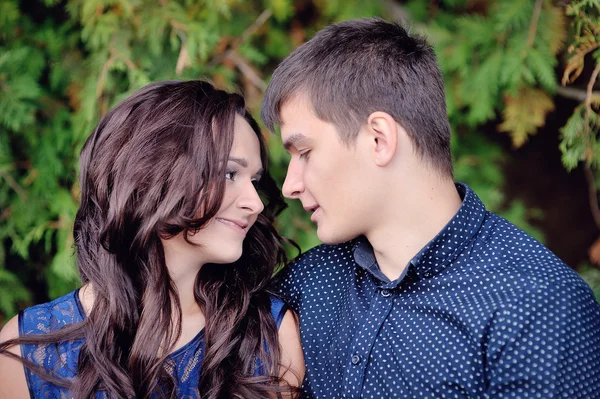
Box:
[452,130,545,242]
[420,0,566,141]
[1,0,599,322]
[412,0,567,239]
[579,264,600,301]
[0,0,381,322]
[561,104,600,170]
[561,0,600,175]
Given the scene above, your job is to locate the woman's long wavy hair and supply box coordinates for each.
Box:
[0,80,293,398]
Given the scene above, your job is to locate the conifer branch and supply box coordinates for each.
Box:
[225,52,267,92]
[112,49,136,70]
[159,0,190,33]
[176,30,191,76]
[96,55,115,100]
[231,9,272,52]
[579,11,600,37]
[96,43,136,99]
[0,171,26,198]
[582,62,600,145]
[526,0,544,50]
[209,9,272,67]
[207,9,272,91]
[583,63,600,229]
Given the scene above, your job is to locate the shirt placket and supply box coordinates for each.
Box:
[343,287,395,398]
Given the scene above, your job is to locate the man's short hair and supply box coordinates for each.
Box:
[261,18,453,176]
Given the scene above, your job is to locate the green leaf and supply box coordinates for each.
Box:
[492,0,533,33]
[526,49,558,93]
[264,0,293,22]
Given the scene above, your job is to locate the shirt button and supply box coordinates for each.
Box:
[351,354,361,365]
[380,289,392,298]
[423,271,433,278]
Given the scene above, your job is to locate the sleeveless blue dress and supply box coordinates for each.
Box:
[18,289,287,398]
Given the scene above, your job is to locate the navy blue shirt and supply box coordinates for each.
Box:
[276,183,600,398]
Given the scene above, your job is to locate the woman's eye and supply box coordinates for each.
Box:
[225,170,237,181]
[299,150,310,160]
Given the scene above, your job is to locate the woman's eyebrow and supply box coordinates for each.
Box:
[228,157,248,167]
[229,157,263,176]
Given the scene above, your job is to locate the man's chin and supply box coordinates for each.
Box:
[316,227,355,245]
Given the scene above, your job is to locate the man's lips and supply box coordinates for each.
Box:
[303,205,320,222]
[216,218,249,234]
[303,204,319,213]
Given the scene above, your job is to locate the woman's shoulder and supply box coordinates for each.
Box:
[0,290,85,399]
[20,289,84,335]
[271,296,305,389]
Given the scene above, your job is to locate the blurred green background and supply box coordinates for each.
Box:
[1,0,600,323]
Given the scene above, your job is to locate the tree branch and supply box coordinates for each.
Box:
[176,41,191,75]
[96,54,115,100]
[526,0,544,50]
[0,171,26,198]
[579,11,600,37]
[232,9,272,50]
[209,9,272,67]
[585,63,600,110]
[225,52,267,92]
[556,85,600,102]
[582,62,600,156]
[583,63,600,229]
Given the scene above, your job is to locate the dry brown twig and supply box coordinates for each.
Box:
[206,9,272,91]
[526,0,544,51]
[0,171,26,199]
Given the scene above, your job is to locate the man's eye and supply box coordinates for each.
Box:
[225,170,237,181]
[299,150,310,159]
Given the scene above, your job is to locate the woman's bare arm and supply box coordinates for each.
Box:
[0,315,29,399]
[278,309,305,397]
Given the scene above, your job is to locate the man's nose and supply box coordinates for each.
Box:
[282,161,304,199]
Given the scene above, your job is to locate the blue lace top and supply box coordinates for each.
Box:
[18,289,287,398]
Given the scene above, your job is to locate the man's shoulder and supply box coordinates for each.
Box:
[276,241,357,293]
[474,211,590,293]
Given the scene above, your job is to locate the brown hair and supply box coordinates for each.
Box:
[261,18,453,176]
[1,80,294,398]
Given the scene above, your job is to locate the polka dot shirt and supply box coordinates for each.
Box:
[275,183,600,398]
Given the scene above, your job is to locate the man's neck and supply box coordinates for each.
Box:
[365,179,462,281]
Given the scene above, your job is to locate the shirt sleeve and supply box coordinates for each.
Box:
[273,257,307,314]
[484,280,600,398]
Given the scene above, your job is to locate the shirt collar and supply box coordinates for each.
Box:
[353,183,487,285]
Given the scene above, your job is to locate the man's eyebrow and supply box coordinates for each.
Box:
[283,133,308,151]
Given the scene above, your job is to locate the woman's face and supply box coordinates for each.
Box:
[162,114,265,268]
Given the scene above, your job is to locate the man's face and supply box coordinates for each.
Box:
[280,94,374,244]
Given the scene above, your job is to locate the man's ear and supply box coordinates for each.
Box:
[366,112,399,167]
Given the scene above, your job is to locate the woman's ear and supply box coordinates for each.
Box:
[366,112,399,167]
